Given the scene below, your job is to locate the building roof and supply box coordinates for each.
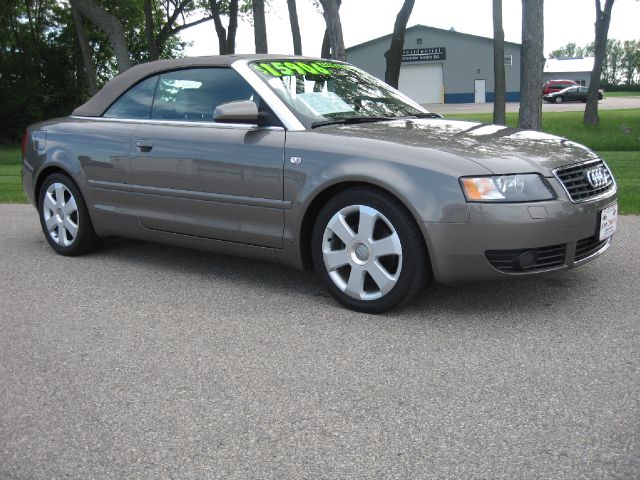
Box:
[544,57,595,74]
[346,24,521,52]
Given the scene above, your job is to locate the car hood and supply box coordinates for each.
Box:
[314,118,598,175]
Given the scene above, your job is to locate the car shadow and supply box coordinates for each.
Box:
[93,236,601,322]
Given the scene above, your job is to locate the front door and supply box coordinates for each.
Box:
[474,79,486,104]
[128,67,286,248]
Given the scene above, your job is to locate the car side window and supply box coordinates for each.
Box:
[151,68,257,122]
[103,76,158,119]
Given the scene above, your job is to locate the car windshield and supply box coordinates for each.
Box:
[249,60,426,128]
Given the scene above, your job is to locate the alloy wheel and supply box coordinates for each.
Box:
[42,182,79,247]
[321,205,403,301]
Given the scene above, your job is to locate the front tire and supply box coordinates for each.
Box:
[311,187,429,313]
[555,96,564,104]
[38,173,101,256]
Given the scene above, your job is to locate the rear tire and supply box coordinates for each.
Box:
[311,187,429,313]
[38,173,101,256]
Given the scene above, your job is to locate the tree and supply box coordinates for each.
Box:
[319,0,345,61]
[69,0,132,72]
[492,0,506,125]
[72,7,98,95]
[253,0,267,53]
[208,0,239,54]
[548,42,579,59]
[603,39,624,84]
[622,40,640,84]
[384,0,414,89]
[584,0,615,126]
[518,0,544,131]
[287,0,302,55]
[318,0,340,58]
[1,1,89,143]
[144,0,211,61]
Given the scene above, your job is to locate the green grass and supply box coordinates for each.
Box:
[0,163,26,203]
[0,147,20,165]
[604,91,640,97]
[600,151,640,214]
[447,109,640,152]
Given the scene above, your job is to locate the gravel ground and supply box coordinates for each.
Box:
[1,204,638,479]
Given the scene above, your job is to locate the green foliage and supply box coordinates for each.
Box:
[0,0,191,145]
[0,1,88,145]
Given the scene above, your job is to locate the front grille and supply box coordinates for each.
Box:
[486,243,567,273]
[575,235,609,262]
[554,159,614,202]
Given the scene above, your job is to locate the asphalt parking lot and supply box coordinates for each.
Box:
[1,204,639,479]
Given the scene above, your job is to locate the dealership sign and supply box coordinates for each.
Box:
[402,47,446,62]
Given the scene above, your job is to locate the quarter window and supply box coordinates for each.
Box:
[103,76,158,119]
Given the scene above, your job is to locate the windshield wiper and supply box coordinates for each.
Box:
[405,112,444,119]
[310,116,394,129]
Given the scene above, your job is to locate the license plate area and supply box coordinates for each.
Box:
[599,203,618,241]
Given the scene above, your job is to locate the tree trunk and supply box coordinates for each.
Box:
[144,0,159,61]
[320,29,331,58]
[70,0,132,73]
[253,0,268,54]
[209,0,228,54]
[71,8,98,95]
[518,0,544,130]
[384,0,414,89]
[319,0,345,61]
[584,0,615,126]
[226,0,238,54]
[493,0,506,125]
[287,0,302,55]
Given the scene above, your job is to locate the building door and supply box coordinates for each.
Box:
[398,63,444,104]
[474,79,486,103]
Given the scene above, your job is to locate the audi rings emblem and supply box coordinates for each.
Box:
[585,166,610,189]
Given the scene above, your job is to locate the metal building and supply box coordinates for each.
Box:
[543,57,595,87]
[346,24,521,104]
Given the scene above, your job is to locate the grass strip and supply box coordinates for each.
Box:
[446,109,640,152]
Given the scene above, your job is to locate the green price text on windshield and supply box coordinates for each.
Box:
[252,61,353,77]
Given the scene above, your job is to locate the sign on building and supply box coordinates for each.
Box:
[401,47,446,63]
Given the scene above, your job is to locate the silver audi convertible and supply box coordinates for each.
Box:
[22,55,618,312]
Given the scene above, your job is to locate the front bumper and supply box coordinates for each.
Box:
[422,194,617,284]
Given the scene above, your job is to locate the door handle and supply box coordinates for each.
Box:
[136,139,154,153]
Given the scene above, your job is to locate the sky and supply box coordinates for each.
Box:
[180,0,640,59]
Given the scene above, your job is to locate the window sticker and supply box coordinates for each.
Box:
[296,92,354,116]
[252,61,353,77]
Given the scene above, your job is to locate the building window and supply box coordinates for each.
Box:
[417,38,422,45]
[576,80,586,86]
[504,55,513,67]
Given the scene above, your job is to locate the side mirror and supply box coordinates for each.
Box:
[214,100,259,124]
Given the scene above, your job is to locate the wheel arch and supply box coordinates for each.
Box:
[34,165,75,203]
[298,180,432,272]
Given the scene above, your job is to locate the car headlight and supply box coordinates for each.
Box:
[460,174,555,202]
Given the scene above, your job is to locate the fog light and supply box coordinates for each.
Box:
[515,251,538,270]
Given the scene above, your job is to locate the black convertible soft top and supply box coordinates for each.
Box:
[72,54,322,117]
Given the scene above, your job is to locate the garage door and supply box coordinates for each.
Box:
[398,63,444,104]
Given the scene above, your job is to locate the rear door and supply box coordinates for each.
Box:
[129,67,286,248]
